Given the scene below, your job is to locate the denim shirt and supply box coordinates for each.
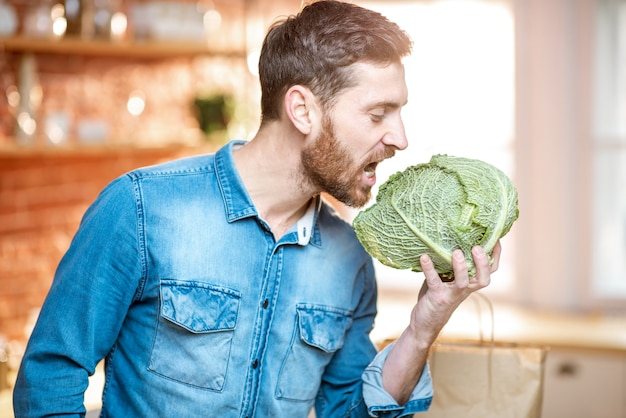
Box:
[14,140,432,417]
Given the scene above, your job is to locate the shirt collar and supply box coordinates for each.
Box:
[215,140,258,222]
[215,140,322,247]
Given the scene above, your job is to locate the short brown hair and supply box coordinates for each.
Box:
[258,0,412,123]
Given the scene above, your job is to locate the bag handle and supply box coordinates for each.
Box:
[469,291,496,396]
[470,291,495,345]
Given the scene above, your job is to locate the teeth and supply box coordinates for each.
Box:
[364,162,377,178]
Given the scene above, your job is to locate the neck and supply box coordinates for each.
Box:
[233,123,316,238]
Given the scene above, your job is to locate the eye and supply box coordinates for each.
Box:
[370,112,385,122]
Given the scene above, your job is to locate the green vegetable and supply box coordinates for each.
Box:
[353,154,519,279]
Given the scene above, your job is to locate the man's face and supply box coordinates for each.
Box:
[301,61,409,208]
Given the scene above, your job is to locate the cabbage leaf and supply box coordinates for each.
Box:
[352,154,519,278]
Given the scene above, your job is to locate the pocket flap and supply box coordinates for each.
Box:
[160,280,240,333]
[297,304,352,353]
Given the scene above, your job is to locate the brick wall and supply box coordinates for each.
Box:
[0,52,255,147]
[0,145,207,346]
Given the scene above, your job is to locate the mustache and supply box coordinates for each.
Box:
[370,146,396,164]
[383,147,396,160]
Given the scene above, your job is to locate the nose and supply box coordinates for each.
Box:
[382,118,408,150]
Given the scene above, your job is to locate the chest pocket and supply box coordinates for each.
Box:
[148,280,240,390]
[276,304,353,401]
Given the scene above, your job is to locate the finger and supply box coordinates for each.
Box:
[420,254,444,289]
[451,249,469,288]
[489,240,502,273]
[472,245,491,287]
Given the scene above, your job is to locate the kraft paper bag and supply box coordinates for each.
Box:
[417,293,546,418]
[419,341,547,418]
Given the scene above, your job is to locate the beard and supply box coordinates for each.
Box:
[301,115,392,208]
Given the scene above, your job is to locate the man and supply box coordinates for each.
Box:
[14,1,499,417]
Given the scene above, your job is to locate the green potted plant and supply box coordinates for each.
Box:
[193,93,234,145]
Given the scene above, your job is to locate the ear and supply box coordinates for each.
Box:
[283,85,319,135]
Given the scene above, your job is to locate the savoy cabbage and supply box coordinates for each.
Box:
[353,154,519,279]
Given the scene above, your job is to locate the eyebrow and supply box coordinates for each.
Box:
[371,99,408,110]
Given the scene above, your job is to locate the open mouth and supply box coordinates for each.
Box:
[364,162,378,178]
[364,148,395,179]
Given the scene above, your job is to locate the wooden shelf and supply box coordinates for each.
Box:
[0,140,216,158]
[0,36,245,59]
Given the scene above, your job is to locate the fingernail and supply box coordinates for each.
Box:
[472,246,485,257]
[453,249,464,261]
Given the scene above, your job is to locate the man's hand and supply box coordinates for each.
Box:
[411,241,501,342]
[381,241,502,405]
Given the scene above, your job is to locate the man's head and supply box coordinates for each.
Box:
[258,0,413,123]
[301,60,409,208]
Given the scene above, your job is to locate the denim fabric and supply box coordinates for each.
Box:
[13,140,432,417]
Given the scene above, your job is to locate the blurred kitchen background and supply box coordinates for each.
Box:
[0,0,625,416]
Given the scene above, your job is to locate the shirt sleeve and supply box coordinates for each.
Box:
[362,341,433,417]
[12,175,143,417]
[313,252,433,418]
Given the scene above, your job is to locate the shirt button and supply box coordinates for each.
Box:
[252,359,259,369]
[262,299,269,309]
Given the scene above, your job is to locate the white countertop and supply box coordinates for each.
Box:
[373,291,626,354]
